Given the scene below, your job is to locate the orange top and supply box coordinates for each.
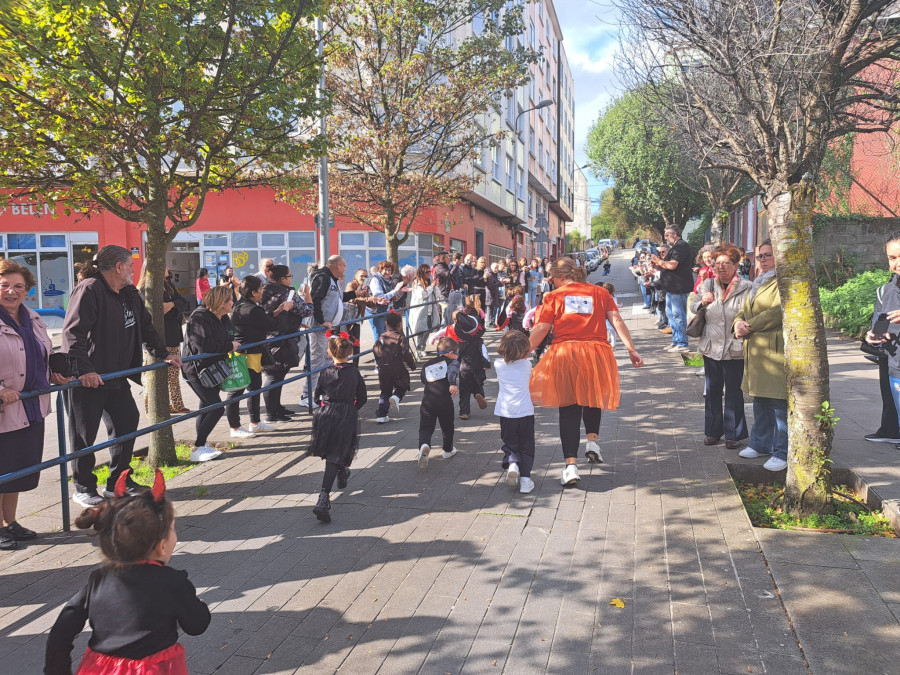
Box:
[535,282,616,342]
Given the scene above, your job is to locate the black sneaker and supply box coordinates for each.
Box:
[73,490,105,508]
[278,408,297,417]
[0,528,16,551]
[7,521,37,540]
[865,433,900,443]
[267,413,291,423]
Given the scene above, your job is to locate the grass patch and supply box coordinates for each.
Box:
[737,481,896,536]
[681,352,704,367]
[92,443,196,487]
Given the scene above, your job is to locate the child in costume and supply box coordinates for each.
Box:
[373,311,416,423]
[498,295,528,335]
[495,330,536,494]
[416,336,460,468]
[307,332,368,523]
[598,282,620,349]
[455,310,491,420]
[45,470,210,675]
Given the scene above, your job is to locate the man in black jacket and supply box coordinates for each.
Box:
[651,228,693,352]
[63,246,179,507]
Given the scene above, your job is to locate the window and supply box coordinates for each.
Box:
[529,128,535,156]
[528,189,534,217]
[492,144,501,181]
[339,231,423,273]
[488,243,512,266]
[506,93,515,126]
[506,155,514,192]
[450,238,466,255]
[538,140,544,166]
[518,168,526,200]
[473,12,484,35]
[529,20,535,48]
[529,78,535,102]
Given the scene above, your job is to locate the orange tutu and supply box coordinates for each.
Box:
[530,339,620,410]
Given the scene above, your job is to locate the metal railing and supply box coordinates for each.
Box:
[1,298,446,530]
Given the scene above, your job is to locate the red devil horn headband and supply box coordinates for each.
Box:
[112,468,166,502]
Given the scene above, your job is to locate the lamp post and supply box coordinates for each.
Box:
[513,98,553,259]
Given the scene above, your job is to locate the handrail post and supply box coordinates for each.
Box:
[56,390,71,532]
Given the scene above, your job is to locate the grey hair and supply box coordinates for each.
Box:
[77,245,132,281]
[326,255,344,268]
[400,264,416,278]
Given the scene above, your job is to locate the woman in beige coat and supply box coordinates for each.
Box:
[691,244,751,449]
[733,240,788,471]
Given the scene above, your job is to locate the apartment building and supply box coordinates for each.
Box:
[573,166,592,241]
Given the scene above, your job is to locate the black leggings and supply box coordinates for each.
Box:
[186,378,224,447]
[322,461,340,492]
[225,369,263,427]
[559,404,602,459]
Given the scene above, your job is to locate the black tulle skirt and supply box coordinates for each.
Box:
[306,402,360,466]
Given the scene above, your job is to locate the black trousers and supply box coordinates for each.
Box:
[458,371,485,415]
[376,375,408,418]
[263,365,289,415]
[419,403,454,452]
[225,368,263,427]
[559,404,602,459]
[703,356,748,441]
[67,385,140,493]
[877,356,900,438]
[500,416,536,477]
[185,378,224,447]
[347,322,362,368]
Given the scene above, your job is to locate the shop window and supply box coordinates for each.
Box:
[488,243,512,266]
[340,232,365,247]
[203,233,228,247]
[231,232,258,249]
[232,249,261,276]
[8,233,36,249]
[40,234,66,248]
[289,232,316,248]
[39,251,69,310]
[260,233,285,247]
[0,235,4,248]
[450,238,465,255]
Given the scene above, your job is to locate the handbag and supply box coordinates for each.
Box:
[220,353,252,392]
[685,307,706,338]
[198,359,231,388]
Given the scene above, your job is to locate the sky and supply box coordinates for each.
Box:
[555,0,622,215]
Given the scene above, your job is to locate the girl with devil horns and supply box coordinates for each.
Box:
[304,331,368,523]
[45,470,210,674]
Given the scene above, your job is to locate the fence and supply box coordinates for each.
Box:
[1,298,445,531]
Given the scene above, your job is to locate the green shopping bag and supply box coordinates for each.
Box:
[220,352,251,392]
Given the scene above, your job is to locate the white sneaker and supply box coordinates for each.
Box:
[389,395,401,415]
[190,446,223,462]
[561,464,580,486]
[585,440,603,464]
[763,456,788,472]
[230,426,256,439]
[519,477,535,494]
[739,447,764,459]
[506,462,520,486]
[669,345,690,353]
[417,444,430,469]
[442,447,459,460]
[376,416,390,424]
[248,422,274,432]
[298,397,310,408]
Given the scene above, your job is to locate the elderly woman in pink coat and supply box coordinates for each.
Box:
[0,260,70,550]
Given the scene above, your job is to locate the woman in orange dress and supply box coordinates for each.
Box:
[529,258,643,486]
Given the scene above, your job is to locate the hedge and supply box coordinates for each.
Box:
[820,269,892,337]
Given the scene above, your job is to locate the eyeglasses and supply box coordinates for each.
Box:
[0,283,28,293]
[757,253,774,260]
[714,261,735,266]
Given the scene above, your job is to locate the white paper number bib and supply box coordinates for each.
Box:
[424,360,448,382]
[564,295,594,315]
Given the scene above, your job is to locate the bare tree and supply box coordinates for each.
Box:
[617,0,900,515]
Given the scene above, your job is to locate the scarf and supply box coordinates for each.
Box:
[749,269,776,301]
[0,304,50,424]
[716,273,741,301]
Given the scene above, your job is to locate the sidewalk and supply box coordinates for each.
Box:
[0,251,894,673]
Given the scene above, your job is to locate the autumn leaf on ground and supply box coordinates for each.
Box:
[609,598,625,608]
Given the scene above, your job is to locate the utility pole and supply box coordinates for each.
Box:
[316,17,331,265]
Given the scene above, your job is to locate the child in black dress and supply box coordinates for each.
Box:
[373,311,416,423]
[498,295,528,335]
[455,310,491,420]
[416,336,460,468]
[45,470,210,675]
[306,333,368,523]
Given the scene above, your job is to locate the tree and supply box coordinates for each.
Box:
[288,0,537,263]
[586,88,705,230]
[0,0,325,465]
[591,187,642,243]
[566,230,584,252]
[618,0,900,515]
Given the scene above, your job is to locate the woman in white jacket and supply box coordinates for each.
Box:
[408,264,439,358]
[690,244,752,449]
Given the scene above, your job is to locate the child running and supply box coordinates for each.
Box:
[306,332,367,523]
[417,336,460,468]
[598,282,620,349]
[373,311,416,423]
[495,331,536,493]
[454,310,491,420]
[498,295,528,334]
[45,470,210,675]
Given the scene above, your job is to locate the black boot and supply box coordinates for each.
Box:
[337,467,351,490]
[312,490,331,523]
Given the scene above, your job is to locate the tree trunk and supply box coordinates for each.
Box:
[765,182,833,516]
[711,208,727,246]
[385,209,400,265]
[143,211,179,467]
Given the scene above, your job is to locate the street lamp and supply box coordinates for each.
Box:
[513,98,553,258]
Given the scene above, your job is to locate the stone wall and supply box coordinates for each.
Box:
[813,216,900,271]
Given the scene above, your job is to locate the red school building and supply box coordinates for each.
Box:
[0,188,562,310]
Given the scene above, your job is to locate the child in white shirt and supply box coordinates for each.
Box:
[494,330,536,493]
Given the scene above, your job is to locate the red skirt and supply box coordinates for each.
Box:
[529,339,620,410]
[77,643,187,675]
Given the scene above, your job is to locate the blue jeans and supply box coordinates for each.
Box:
[888,376,900,431]
[749,396,788,460]
[370,312,387,343]
[665,292,688,347]
[640,283,652,308]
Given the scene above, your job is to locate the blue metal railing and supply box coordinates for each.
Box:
[1,298,444,530]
